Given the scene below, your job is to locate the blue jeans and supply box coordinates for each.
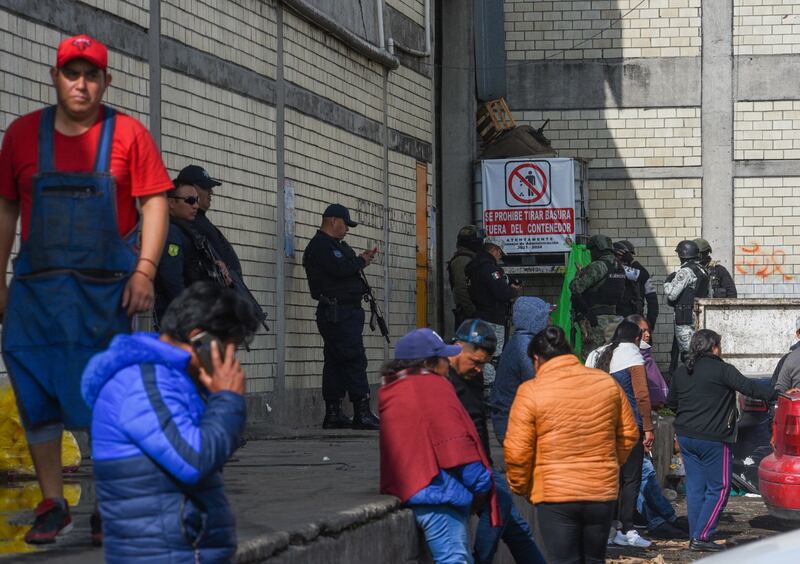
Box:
[474,472,546,564]
[637,455,677,530]
[677,435,732,541]
[413,505,473,564]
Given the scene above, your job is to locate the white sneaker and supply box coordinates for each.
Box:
[614,529,652,548]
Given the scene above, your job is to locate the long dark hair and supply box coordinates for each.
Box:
[685,329,721,373]
[595,321,642,373]
[528,326,572,362]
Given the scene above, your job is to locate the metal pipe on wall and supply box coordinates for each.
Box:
[283,0,398,69]
[389,0,431,57]
[376,0,386,50]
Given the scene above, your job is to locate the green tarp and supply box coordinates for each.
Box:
[550,243,592,358]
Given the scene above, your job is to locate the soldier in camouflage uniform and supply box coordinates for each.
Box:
[694,238,737,298]
[664,240,711,373]
[447,225,483,328]
[569,234,626,359]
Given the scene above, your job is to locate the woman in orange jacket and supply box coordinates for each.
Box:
[504,326,639,564]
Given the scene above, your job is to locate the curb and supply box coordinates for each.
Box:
[235,497,402,562]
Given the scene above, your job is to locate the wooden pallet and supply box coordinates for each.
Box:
[476,97,516,144]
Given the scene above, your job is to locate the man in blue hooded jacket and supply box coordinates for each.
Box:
[81,281,259,562]
[490,297,551,443]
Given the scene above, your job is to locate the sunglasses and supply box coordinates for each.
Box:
[169,196,199,205]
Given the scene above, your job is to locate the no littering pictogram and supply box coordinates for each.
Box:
[507,163,548,205]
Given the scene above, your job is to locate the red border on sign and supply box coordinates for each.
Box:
[508,164,548,205]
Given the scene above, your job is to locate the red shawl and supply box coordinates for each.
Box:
[379,372,501,527]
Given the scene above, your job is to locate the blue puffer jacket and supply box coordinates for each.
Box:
[490,297,549,444]
[81,332,245,563]
[407,462,493,511]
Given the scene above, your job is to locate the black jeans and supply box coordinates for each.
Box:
[536,500,615,564]
[316,305,370,402]
[618,436,645,532]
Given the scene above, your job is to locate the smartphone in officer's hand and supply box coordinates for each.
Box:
[190,331,225,375]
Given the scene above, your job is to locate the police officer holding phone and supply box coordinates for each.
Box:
[303,204,380,430]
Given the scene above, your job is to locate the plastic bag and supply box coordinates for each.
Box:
[0,383,82,476]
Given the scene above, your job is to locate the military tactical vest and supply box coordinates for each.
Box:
[447,250,475,290]
[673,261,710,325]
[709,262,728,298]
[584,258,627,308]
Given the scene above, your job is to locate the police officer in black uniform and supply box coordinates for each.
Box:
[303,204,380,430]
[464,238,520,389]
[155,182,214,323]
[615,240,659,330]
[175,164,243,278]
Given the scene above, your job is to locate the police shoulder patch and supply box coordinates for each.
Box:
[333,249,343,258]
[168,244,180,257]
[492,271,502,280]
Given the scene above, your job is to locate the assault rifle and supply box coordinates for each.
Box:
[225,263,270,334]
[361,270,390,344]
[173,219,270,333]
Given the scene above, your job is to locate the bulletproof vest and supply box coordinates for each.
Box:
[447,250,474,290]
[619,265,645,316]
[673,261,710,325]
[709,263,727,298]
[583,258,627,308]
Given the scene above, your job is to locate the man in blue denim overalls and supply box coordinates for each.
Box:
[0,34,171,544]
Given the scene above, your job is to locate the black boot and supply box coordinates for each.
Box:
[352,397,380,430]
[322,400,352,429]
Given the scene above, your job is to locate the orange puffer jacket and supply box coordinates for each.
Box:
[504,354,639,504]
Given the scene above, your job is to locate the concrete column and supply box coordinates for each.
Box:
[148,0,161,146]
[701,2,734,266]
[274,4,287,391]
[438,0,475,336]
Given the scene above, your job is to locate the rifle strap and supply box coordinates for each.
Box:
[172,219,214,255]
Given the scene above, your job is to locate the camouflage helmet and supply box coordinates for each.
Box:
[694,237,712,254]
[675,239,700,260]
[587,234,613,253]
[456,225,483,246]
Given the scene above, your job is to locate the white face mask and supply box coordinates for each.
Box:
[639,341,651,350]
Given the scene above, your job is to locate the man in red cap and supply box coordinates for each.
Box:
[0,34,171,544]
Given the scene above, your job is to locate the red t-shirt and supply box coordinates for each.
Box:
[0,107,172,240]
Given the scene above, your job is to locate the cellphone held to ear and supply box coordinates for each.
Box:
[190,331,225,375]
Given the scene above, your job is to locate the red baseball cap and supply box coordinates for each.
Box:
[56,34,108,70]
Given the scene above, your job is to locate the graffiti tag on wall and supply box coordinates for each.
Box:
[736,242,794,281]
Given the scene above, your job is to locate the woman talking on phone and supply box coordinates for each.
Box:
[667,329,778,553]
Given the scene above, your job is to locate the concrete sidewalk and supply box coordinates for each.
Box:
[1,426,428,563]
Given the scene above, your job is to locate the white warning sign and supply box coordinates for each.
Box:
[482,158,576,253]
